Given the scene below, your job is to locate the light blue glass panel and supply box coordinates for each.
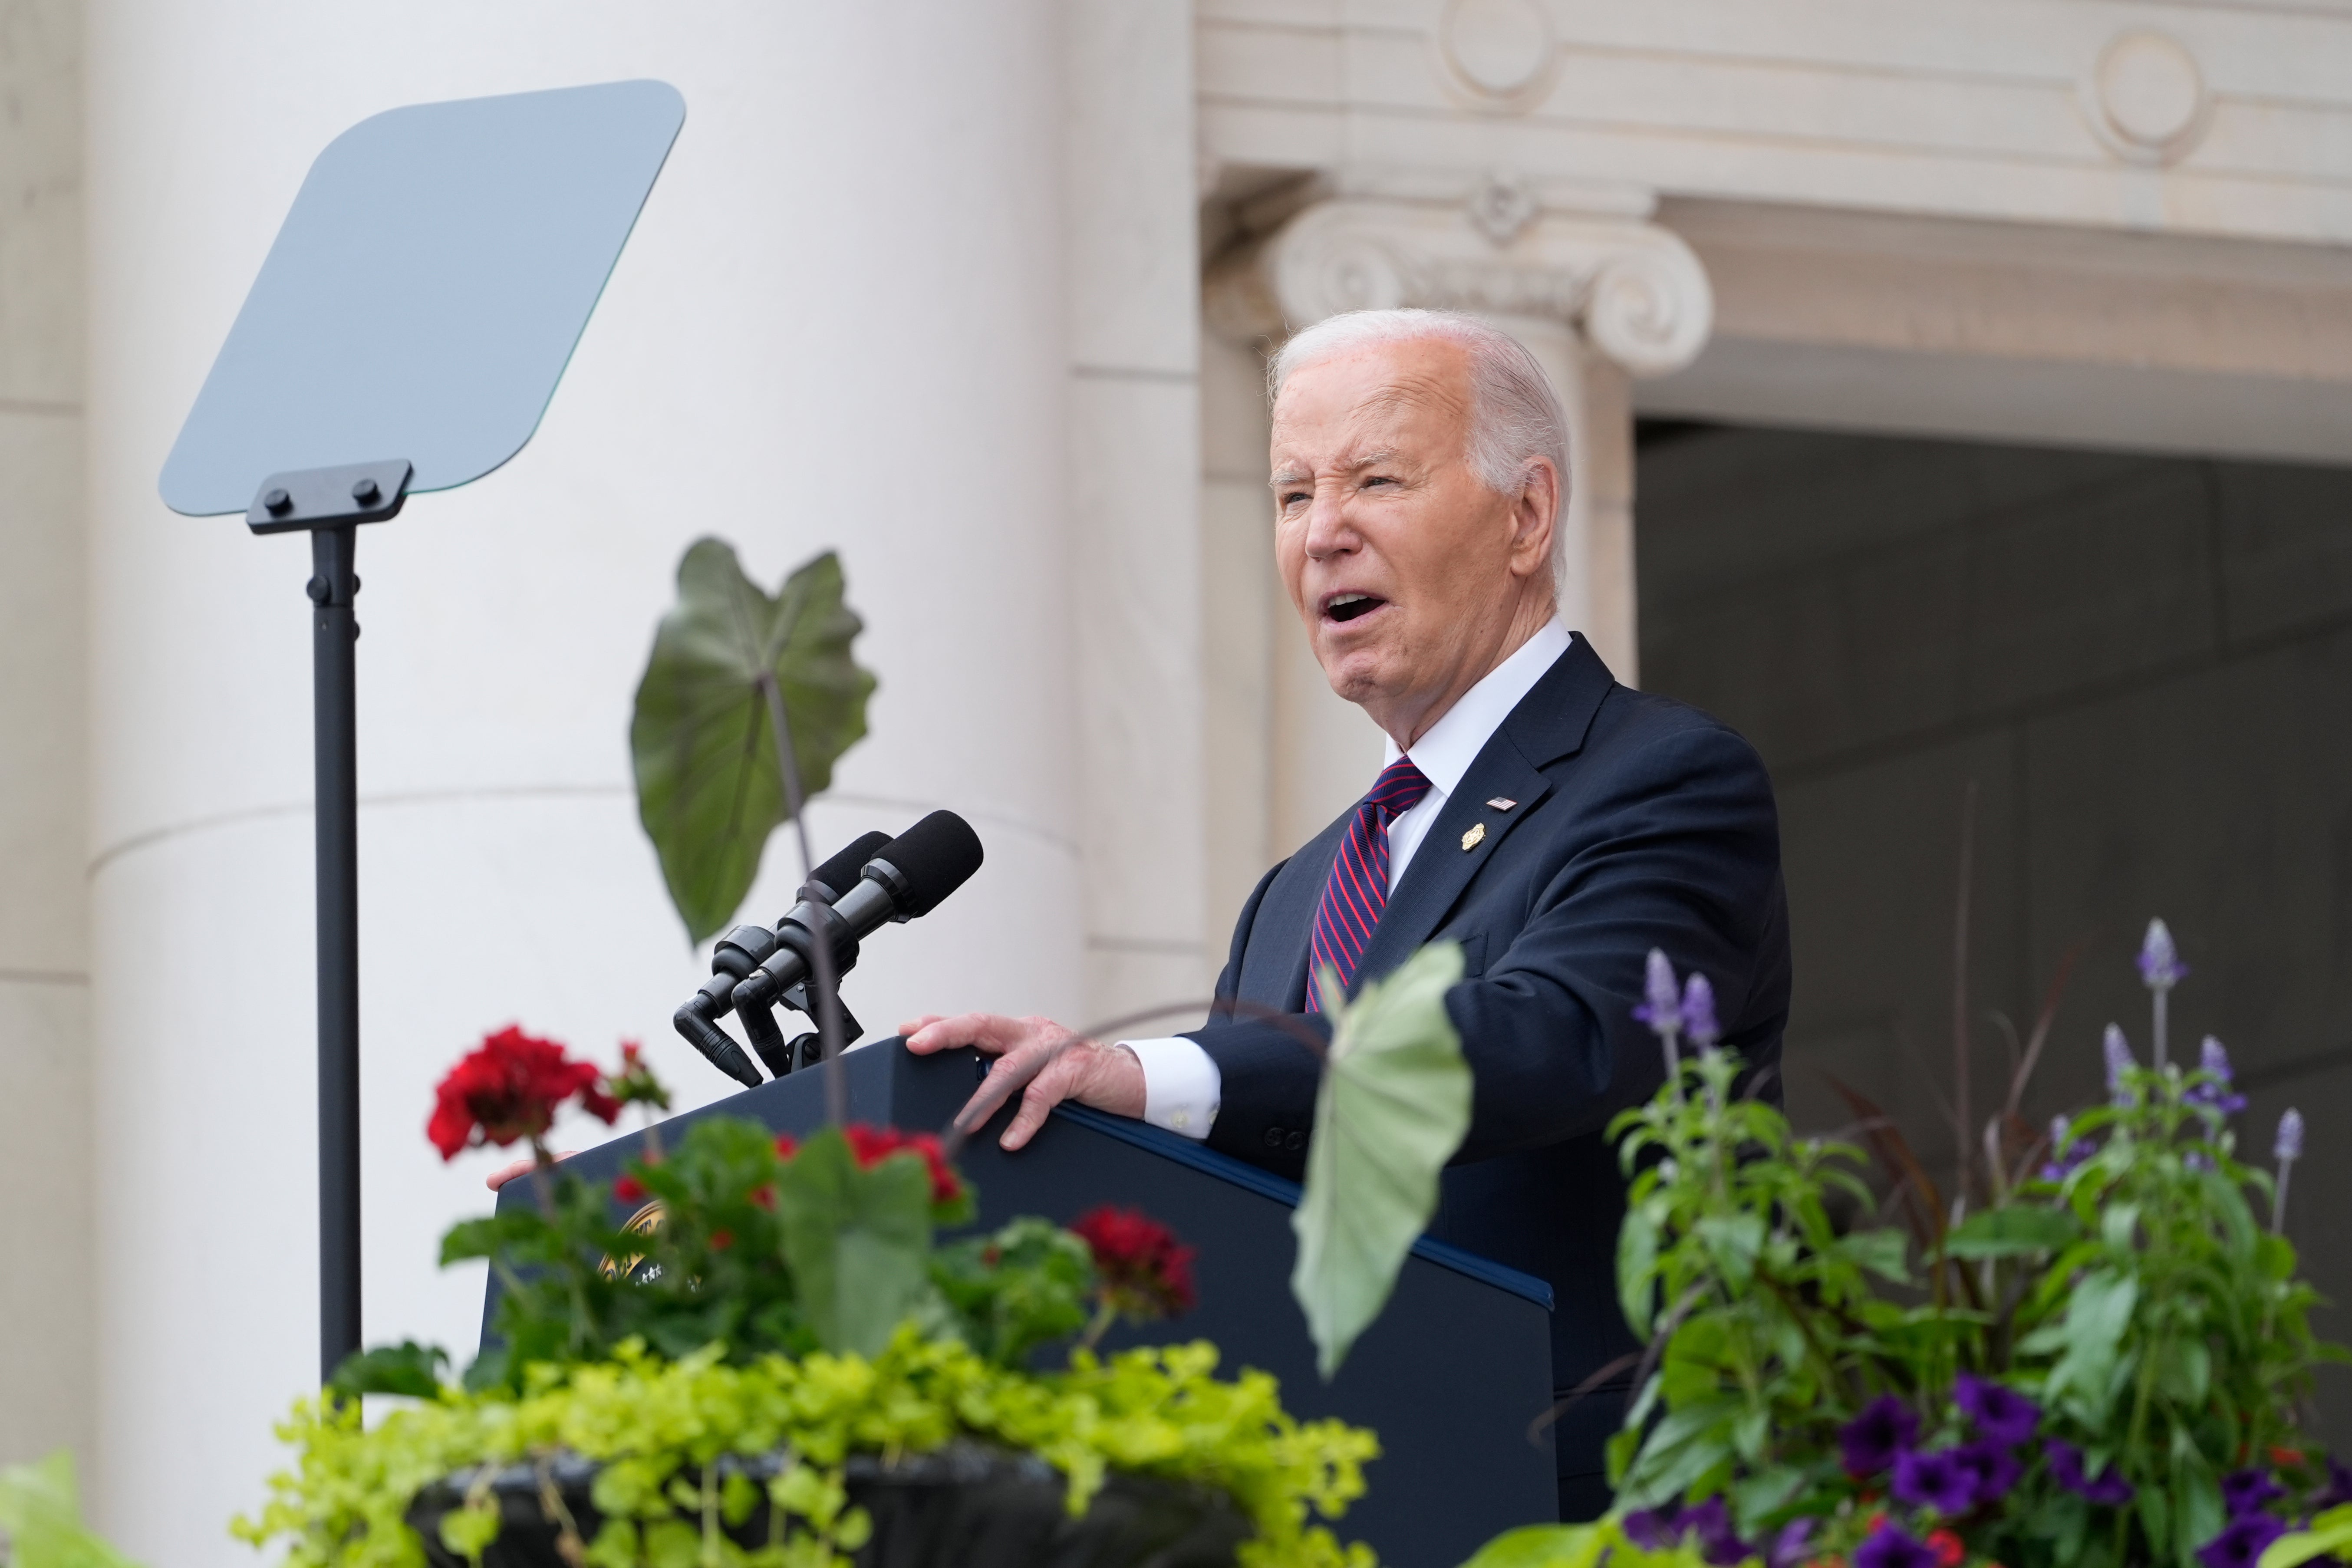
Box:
[161,79,684,516]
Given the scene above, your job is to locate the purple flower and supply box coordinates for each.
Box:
[2041,1115,2095,1182]
[2105,1025,2138,1103]
[2185,1151,2217,1173]
[1955,1372,2041,1446]
[1622,1506,1683,1550]
[2275,1108,2304,1163]
[2197,1514,2287,1568]
[1766,1519,1816,1568]
[1953,1441,2024,1506]
[1895,1448,1980,1515]
[2187,1037,2249,1115]
[2049,1439,2135,1506]
[1635,949,1683,1036]
[2220,1469,2285,1519]
[2317,1456,2352,1510]
[1841,1395,1922,1478]
[2138,918,2187,990]
[1682,972,1721,1050]
[1855,1522,1941,1568]
[1680,1495,1750,1566]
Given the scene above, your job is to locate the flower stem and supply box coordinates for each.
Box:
[1077,1298,1120,1356]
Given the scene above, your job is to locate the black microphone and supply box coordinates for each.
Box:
[671,830,894,1087]
[728,810,985,1029]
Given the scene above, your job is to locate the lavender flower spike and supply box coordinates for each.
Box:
[1682,972,1721,1051]
[2138,918,2186,1069]
[2104,1024,2137,1105]
[2273,1107,2303,1233]
[2138,917,2187,989]
[1635,948,1685,1096]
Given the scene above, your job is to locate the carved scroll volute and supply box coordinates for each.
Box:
[1234,198,1713,379]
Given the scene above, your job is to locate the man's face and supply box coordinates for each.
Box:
[1269,336,1556,742]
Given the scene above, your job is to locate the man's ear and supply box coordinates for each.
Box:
[1508,457,1561,578]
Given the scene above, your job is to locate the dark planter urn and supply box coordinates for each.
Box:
[405,1442,1252,1568]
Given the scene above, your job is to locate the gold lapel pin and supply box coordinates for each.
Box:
[1486,797,1516,811]
[1461,822,1487,851]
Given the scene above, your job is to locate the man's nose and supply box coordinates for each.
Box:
[1301,487,1357,560]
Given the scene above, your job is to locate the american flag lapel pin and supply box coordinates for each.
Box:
[1486,797,1516,811]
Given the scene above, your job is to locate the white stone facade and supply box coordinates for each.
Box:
[0,0,2347,1556]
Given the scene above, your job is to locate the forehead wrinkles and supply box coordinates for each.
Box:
[1271,364,1472,474]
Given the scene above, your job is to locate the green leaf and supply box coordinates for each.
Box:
[2262,1507,2352,1568]
[1618,1203,1662,1339]
[773,1127,934,1357]
[1838,1226,1914,1282]
[630,540,877,945]
[1291,942,1472,1379]
[2044,1268,2138,1425]
[1946,1203,2082,1259]
[327,1340,449,1400]
[0,1450,144,1568]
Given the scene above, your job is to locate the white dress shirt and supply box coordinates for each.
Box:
[1122,619,1576,1139]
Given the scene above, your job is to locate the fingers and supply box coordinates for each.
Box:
[485,1151,576,1192]
[998,1068,1071,1151]
[904,1012,1031,1057]
[896,1013,948,1042]
[953,1044,1051,1134]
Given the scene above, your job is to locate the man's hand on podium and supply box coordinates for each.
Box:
[899,1014,1146,1152]
[484,1152,576,1192]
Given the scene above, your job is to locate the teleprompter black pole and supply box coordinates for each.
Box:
[311,522,362,1381]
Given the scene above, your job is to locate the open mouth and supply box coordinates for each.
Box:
[1322,592,1387,625]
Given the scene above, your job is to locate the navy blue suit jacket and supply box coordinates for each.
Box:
[1183,636,1791,1492]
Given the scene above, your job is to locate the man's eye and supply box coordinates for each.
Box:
[1362,474,1393,489]
[1281,491,1309,508]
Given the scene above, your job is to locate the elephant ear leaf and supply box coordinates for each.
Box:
[1291,941,1472,1379]
[630,540,877,946]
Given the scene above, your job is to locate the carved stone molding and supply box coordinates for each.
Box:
[2082,30,2212,167]
[1208,198,1714,378]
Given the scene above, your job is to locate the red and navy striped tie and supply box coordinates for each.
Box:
[1305,756,1433,1013]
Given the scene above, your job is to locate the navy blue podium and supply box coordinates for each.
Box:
[489,1039,1559,1566]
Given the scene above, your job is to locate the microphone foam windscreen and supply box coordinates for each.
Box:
[810,830,894,898]
[876,810,985,917]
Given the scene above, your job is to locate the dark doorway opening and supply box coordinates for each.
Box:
[1637,420,2352,1437]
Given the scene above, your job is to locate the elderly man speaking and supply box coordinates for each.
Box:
[904,307,1791,1519]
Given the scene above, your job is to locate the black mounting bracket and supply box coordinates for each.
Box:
[246,458,414,534]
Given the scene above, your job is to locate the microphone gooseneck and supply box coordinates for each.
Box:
[669,829,894,1086]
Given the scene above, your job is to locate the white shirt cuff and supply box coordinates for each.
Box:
[1119,1036,1221,1140]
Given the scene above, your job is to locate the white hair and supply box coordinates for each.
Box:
[1268,308,1571,597]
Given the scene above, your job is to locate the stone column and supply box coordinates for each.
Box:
[0,0,91,1470]
[1246,195,1714,686]
[1063,0,1212,1024]
[84,6,1080,1558]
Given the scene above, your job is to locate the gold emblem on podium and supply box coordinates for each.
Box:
[600,1200,666,1282]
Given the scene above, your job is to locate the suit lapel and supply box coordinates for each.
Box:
[1351,637,1617,992]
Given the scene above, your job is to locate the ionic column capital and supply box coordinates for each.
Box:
[1207,196,1713,377]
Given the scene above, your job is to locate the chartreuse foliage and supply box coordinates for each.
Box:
[1460,1515,1728,1568]
[629,540,876,945]
[0,1450,142,1568]
[1290,942,1471,1380]
[234,1333,1379,1568]
[2264,1505,2352,1568]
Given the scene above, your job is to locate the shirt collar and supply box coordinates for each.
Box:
[1382,619,1575,798]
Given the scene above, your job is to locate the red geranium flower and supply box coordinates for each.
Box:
[774,1133,799,1160]
[1071,1204,1196,1319]
[843,1123,964,1206]
[1926,1529,1965,1568]
[427,1025,621,1161]
[613,1173,647,1204]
